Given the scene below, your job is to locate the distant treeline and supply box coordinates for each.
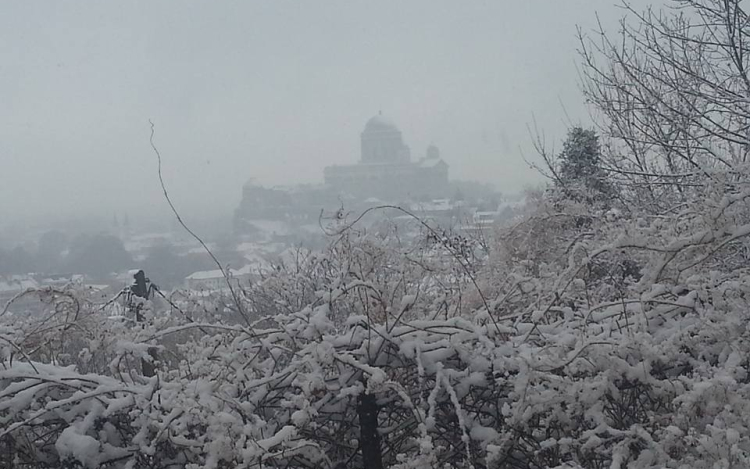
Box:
[0,231,243,288]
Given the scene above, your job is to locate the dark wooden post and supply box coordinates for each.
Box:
[132,270,157,377]
[357,391,383,469]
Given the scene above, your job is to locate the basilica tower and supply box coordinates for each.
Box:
[360,113,410,164]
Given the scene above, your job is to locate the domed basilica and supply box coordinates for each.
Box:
[234,114,451,231]
[324,113,449,200]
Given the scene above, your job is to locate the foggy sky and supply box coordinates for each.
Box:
[0,1,653,225]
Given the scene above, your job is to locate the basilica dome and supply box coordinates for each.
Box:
[360,113,408,164]
[364,113,398,133]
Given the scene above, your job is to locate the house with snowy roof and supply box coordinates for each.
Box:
[184,265,259,291]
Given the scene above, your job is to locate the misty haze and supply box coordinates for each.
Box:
[5,1,750,468]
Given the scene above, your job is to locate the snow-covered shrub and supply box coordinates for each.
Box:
[4,182,750,468]
[5,1,750,467]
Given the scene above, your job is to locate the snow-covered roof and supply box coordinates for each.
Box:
[238,241,286,255]
[186,265,258,281]
[186,243,217,255]
[410,199,453,212]
[418,157,447,168]
[233,264,260,276]
[185,269,226,281]
[247,220,290,235]
[299,224,321,234]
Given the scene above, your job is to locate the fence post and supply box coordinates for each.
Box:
[132,270,157,377]
[357,391,384,469]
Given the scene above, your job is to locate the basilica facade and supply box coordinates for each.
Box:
[234,114,451,231]
[323,114,449,200]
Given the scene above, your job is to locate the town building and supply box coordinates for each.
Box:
[184,265,258,291]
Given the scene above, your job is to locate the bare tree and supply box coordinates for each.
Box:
[579,0,750,211]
